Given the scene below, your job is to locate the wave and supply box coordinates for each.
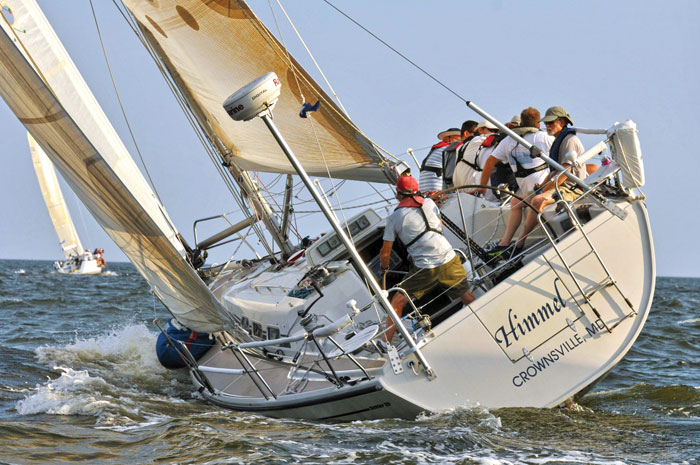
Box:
[36,323,162,368]
[16,323,202,428]
[584,383,700,418]
[0,297,24,309]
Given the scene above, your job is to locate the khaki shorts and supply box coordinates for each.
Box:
[556,185,581,203]
[399,255,469,300]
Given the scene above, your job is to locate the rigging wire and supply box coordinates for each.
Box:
[240,0,417,251]
[273,0,352,240]
[267,0,305,104]
[233,0,401,165]
[273,0,351,118]
[254,172,302,241]
[88,0,163,204]
[321,0,468,103]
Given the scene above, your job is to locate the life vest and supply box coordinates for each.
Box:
[420,141,450,176]
[508,128,548,178]
[443,136,473,187]
[549,127,577,163]
[396,196,443,248]
[457,133,506,172]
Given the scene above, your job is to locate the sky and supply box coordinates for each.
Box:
[0,0,698,278]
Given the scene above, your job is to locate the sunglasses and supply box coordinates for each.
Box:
[543,120,557,125]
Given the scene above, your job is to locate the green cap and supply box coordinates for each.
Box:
[541,106,574,125]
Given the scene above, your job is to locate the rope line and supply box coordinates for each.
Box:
[89,0,163,203]
[321,0,468,103]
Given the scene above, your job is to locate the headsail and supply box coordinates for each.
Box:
[0,1,226,332]
[122,0,395,183]
[27,132,84,259]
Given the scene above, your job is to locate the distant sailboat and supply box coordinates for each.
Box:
[28,133,104,275]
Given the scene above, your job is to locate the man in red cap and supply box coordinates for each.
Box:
[379,175,475,343]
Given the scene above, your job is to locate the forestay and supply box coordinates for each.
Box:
[123,0,394,183]
[27,133,84,260]
[0,1,226,332]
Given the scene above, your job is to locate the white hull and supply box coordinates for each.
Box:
[382,200,654,411]
[183,195,653,420]
[54,258,102,275]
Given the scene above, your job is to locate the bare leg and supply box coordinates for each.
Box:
[384,292,409,343]
[499,197,525,246]
[516,192,554,248]
[461,291,475,305]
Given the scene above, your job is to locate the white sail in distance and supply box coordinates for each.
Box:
[27,132,84,260]
[123,0,395,183]
[0,1,226,332]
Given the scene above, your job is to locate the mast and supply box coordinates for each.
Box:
[217,147,294,258]
[224,73,436,379]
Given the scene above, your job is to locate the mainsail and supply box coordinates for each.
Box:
[0,1,226,332]
[123,0,395,183]
[27,132,84,259]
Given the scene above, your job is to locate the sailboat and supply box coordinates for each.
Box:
[27,132,105,275]
[0,0,654,420]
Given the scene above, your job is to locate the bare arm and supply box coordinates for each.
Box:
[380,240,394,270]
[475,155,500,195]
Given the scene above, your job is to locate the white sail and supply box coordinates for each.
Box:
[0,1,226,332]
[28,132,83,259]
[122,0,395,183]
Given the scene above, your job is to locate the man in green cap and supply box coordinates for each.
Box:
[511,106,598,252]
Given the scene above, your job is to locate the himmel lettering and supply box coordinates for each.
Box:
[494,278,568,348]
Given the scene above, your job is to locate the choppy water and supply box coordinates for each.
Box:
[0,259,697,465]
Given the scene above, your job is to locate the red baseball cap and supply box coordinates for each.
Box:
[396,175,419,195]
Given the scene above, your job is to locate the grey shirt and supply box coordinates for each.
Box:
[383,198,455,269]
[558,134,587,184]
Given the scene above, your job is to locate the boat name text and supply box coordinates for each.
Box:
[512,318,606,387]
[494,278,568,348]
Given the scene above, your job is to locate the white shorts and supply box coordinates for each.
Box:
[516,169,549,194]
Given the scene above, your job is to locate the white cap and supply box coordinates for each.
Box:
[477,119,498,130]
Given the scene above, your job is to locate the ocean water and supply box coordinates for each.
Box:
[0,259,697,465]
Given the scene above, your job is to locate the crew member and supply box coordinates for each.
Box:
[380,175,475,343]
[512,106,597,251]
[419,127,461,197]
[475,107,554,258]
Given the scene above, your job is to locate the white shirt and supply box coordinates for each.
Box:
[453,136,498,201]
[453,136,486,189]
[490,131,554,192]
[383,197,455,269]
